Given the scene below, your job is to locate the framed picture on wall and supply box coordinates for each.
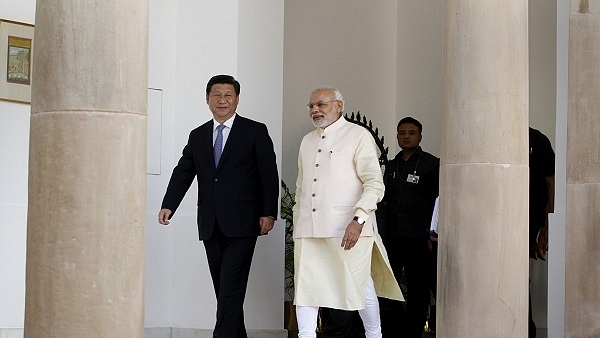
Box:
[0,19,34,104]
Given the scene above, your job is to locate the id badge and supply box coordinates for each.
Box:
[407,174,420,184]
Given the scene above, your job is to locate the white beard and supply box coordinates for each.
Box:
[312,119,330,128]
[311,114,339,128]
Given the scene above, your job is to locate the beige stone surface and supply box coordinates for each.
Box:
[25,113,147,338]
[567,14,600,184]
[565,185,600,338]
[570,0,600,14]
[30,1,148,114]
[442,1,528,167]
[437,164,529,337]
[565,5,600,338]
[440,1,529,337]
[24,1,148,337]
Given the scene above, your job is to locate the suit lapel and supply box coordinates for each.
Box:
[201,121,217,171]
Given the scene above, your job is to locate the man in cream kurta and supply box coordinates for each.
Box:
[293,87,402,338]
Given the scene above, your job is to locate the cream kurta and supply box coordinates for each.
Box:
[293,116,403,309]
[293,117,382,237]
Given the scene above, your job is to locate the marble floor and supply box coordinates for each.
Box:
[287,328,548,338]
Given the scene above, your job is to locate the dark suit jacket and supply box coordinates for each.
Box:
[161,115,279,240]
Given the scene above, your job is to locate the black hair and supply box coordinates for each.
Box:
[397,116,422,133]
[206,74,240,95]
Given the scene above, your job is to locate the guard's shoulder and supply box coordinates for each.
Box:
[420,150,440,164]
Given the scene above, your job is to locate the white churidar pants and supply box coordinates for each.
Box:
[296,276,382,338]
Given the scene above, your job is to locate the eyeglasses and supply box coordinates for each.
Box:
[306,100,337,110]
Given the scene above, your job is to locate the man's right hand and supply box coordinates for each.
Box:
[158,209,172,226]
[428,233,438,252]
[534,225,548,261]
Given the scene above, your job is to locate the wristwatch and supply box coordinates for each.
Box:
[353,216,366,225]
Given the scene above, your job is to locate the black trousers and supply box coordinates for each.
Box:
[203,225,258,338]
[320,308,365,338]
[383,236,431,338]
[529,280,536,338]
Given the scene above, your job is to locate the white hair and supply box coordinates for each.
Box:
[311,86,345,112]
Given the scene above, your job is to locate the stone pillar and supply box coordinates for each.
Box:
[438,1,529,337]
[565,2,600,337]
[24,1,148,337]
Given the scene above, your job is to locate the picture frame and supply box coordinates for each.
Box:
[0,19,34,104]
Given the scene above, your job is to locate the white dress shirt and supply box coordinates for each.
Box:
[212,113,236,151]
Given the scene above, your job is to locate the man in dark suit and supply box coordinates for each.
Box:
[158,74,279,338]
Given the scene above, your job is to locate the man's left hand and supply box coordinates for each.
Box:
[259,216,275,235]
[341,220,364,250]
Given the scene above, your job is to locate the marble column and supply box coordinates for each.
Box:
[24,1,148,338]
[565,1,600,337]
[438,1,529,336]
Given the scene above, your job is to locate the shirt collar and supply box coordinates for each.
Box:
[399,146,424,160]
[213,113,236,131]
